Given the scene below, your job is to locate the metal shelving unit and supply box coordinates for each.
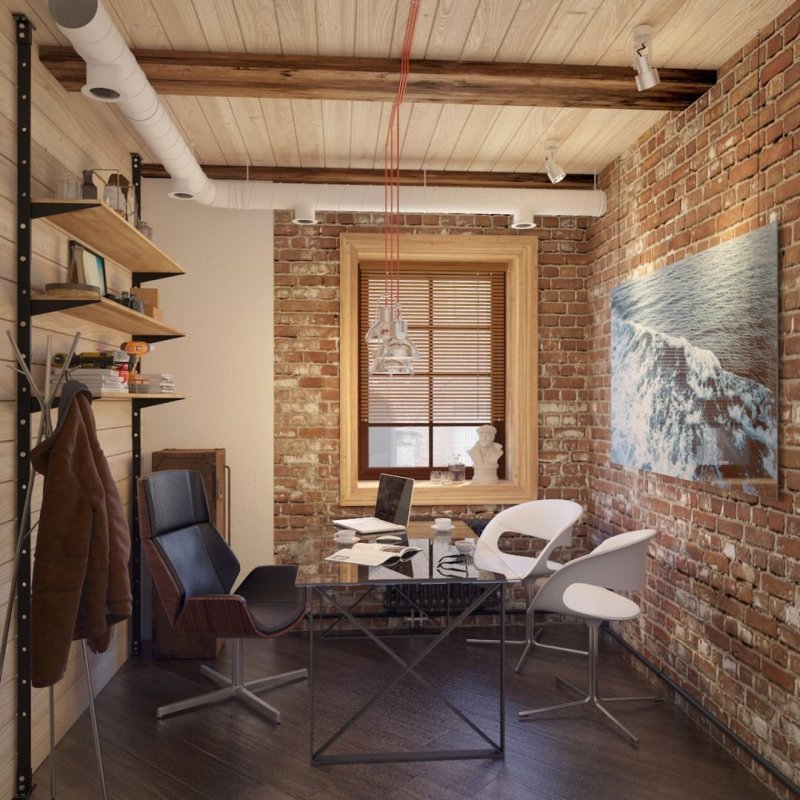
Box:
[12,15,186,795]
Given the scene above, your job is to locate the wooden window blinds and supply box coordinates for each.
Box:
[358,262,507,478]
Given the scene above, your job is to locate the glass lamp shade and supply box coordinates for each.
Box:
[365,304,394,344]
[369,318,419,375]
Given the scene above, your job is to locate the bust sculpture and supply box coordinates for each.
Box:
[468,424,503,484]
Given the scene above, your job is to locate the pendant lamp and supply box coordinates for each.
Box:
[365,0,421,377]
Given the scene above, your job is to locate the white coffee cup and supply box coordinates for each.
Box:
[335,529,358,543]
[434,517,452,531]
[455,539,475,555]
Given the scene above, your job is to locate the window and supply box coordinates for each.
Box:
[340,233,537,506]
[359,264,506,480]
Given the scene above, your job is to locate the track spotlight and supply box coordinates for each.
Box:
[543,140,566,185]
[633,24,660,92]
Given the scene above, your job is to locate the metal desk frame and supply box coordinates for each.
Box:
[306,569,506,765]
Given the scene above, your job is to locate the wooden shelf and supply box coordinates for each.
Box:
[32,289,185,340]
[99,392,184,402]
[31,199,185,276]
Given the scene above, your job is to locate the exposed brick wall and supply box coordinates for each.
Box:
[586,4,800,796]
[273,5,798,791]
[274,213,592,551]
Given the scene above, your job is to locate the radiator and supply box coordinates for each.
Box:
[383,583,501,615]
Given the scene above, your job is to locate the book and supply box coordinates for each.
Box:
[325,542,421,567]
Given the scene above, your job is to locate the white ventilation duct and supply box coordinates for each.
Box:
[49,0,607,224]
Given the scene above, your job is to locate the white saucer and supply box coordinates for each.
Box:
[334,534,360,544]
[431,524,453,533]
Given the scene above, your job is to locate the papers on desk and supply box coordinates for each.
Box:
[326,542,421,567]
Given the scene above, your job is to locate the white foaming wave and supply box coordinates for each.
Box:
[611,317,776,483]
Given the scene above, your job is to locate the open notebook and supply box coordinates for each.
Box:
[333,474,414,534]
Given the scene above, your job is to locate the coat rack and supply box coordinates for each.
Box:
[0,330,110,800]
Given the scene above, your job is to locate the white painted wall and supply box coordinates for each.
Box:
[140,180,274,574]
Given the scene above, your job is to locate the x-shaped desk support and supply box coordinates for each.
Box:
[309,582,505,764]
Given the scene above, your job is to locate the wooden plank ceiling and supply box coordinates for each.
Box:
[26,0,794,185]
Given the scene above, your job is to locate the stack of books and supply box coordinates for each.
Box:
[68,368,129,395]
[137,373,176,394]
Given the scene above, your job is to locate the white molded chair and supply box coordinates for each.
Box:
[517,528,661,744]
[469,499,583,647]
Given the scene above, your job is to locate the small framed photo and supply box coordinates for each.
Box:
[68,241,107,294]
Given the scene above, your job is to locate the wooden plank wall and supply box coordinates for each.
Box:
[0,2,150,792]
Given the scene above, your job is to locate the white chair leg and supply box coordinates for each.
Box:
[518,622,659,745]
[467,635,528,645]
[467,585,529,646]
[516,627,587,673]
[157,639,307,722]
[514,640,533,673]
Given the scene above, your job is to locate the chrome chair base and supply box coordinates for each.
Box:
[514,635,588,673]
[468,583,588,668]
[156,639,308,723]
[517,624,661,745]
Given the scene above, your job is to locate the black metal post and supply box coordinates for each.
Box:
[130,403,142,656]
[131,152,141,230]
[14,13,33,800]
[129,152,143,656]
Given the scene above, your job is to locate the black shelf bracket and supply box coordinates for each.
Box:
[14,12,34,800]
[132,271,185,285]
[31,297,99,315]
[30,200,101,219]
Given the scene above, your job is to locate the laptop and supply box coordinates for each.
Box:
[333,473,415,534]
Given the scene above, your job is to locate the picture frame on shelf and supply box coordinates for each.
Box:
[68,240,107,295]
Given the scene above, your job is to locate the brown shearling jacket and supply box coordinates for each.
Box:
[30,380,132,687]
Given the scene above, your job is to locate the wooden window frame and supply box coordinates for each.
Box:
[340,233,538,507]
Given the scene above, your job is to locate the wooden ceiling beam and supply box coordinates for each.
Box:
[40,47,716,111]
[139,164,598,190]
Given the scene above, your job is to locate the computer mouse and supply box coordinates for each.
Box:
[376,534,402,543]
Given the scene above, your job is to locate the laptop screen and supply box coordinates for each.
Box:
[374,473,415,527]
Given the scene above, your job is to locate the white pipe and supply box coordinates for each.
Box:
[49,0,607,222]
[204,180,606,217]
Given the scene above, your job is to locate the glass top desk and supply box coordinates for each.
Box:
[294,522,507,765]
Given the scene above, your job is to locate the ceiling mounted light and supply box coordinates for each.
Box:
[292,201,317,225]
[633,24,660,92]
[168,176,198,200]
[510,210,537,230]
[543,140,566,185]
[81,61,124,102]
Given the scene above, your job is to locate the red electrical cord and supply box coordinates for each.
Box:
[384,0,420,317]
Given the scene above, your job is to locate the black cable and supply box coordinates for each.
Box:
[605,628,800,797]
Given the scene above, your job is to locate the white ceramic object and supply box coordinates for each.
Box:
[334,530,360,544]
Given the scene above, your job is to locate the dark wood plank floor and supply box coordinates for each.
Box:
[31,624,778,800]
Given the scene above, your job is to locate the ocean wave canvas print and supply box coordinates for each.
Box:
[611,222,778,494]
